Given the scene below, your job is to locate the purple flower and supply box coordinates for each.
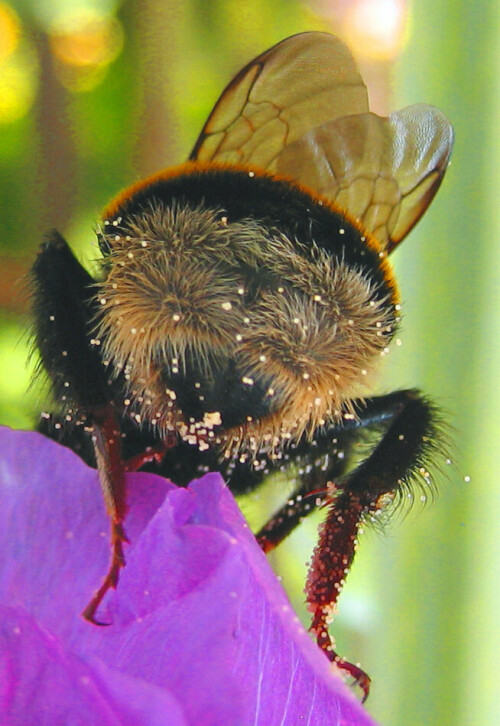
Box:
[0,427,378,725]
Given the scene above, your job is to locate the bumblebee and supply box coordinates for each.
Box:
[31,32,453,700]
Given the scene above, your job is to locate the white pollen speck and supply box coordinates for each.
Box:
[130,328,137,334]
[237,287,245,295]
[302,372,310,380]
[221,301,232,311]
[172,314,181,321]
[141,240,148,247]
[259,355,266,362]
[396,338,402,346]
[49,315,55,321]
[278,286,284,293]
[339,228,345,235]
[242,376,254,386]
[464,475,471,483]
[204,411,222,427]
[248,171,255,177]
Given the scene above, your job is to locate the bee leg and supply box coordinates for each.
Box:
[256,485,328,553]
[29,231,128,623]
[255,390,437,701]
[81,404,128,624]
[306,390,438,702]
[123,435,177,472]
[30,230,110,409]
[306,489,372,701]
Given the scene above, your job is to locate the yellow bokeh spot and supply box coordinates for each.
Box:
[49,9,123,69]
[0,51,37,123]
[0,1,20,63]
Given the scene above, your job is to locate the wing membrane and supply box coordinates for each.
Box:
[191,32,453,250]
[276,106,454,250]
[191,32,369,169]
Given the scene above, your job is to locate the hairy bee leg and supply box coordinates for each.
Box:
[30,230,111,409]
[29,232,128,623]
[255,390,438,700]
[256,390,422,552]
[82,405,128,624]
[306,491,372,701]
[305,390,438,701]
[256,487,328,553]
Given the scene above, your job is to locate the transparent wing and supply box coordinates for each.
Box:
[276,105,454,251]
[190,32,369,169]
[191,32,453,250]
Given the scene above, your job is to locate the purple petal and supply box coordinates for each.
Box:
[0,427,379,725]
[0,605,187,726]
[0,426,173,640]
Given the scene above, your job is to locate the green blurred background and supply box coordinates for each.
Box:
[0,0,498,724]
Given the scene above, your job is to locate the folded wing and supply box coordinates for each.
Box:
[191,32,453,251]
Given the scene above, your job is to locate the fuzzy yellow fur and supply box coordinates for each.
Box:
[95,202,397,451]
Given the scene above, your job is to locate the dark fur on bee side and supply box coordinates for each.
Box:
[30,32,453,702]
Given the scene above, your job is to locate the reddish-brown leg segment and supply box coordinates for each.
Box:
[306,492,372,702]
[81,411,177,623]
[81,405,129,623]
[257,488,372,702]
[123,438,175,472]
[255,390,437,702]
